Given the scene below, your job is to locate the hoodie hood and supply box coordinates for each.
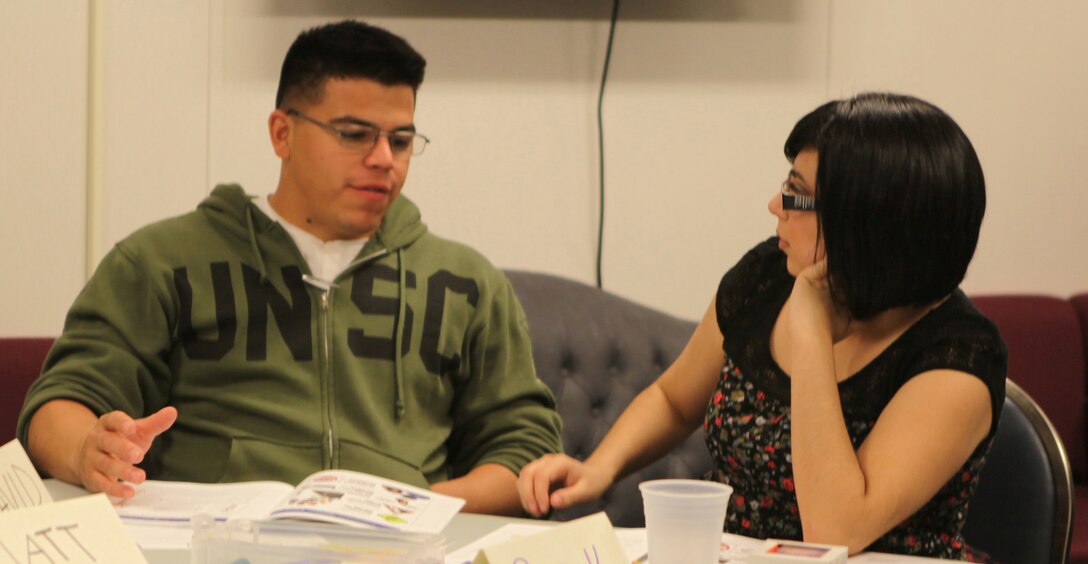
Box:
[198,183,428,255]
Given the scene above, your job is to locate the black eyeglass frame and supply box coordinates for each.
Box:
[284,108,430,157]
[780,180,817,212]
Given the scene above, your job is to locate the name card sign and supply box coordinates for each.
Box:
[472,511,628,564]
[0,439,51,512]
[0,493,148,564]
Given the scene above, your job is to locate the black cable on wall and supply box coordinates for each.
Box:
[596,0,620,289]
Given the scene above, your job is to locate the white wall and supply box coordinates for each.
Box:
[3,0,1086,337]
[828,0,1088,298]
[2,3,89,337]
[99,0,212,254]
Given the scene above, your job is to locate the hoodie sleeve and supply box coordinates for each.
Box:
[444,271,563,477]
[17,241,176,446]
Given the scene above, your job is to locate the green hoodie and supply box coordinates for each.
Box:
[18,184,562,488]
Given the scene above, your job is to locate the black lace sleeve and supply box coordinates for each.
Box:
[716,237,789,337]
[900,291,1009,437]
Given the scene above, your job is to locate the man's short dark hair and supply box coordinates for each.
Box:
[275,20,426,109]
[784,92,986,320]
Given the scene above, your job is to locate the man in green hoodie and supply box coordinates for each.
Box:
[18,20,562,516]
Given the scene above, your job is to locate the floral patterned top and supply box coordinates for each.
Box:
[704,238,1007,559]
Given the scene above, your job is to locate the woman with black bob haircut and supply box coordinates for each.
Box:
[517,92,1008,559]
[789,93,987,320]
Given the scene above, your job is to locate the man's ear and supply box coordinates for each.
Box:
[269,109,292,159]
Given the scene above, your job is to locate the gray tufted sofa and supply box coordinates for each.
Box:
[504,270,714,527]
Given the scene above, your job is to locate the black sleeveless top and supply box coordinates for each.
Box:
[704,238,1007,559]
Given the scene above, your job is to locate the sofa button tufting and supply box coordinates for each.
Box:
[502,269,714,528]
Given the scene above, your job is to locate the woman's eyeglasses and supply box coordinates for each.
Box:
[781,180,816,211]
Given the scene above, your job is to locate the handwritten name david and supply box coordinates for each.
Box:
[0,465,46,512]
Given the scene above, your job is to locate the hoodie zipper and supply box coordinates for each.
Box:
[322,289,333,467]
[304,249,390,470]
[303,275,336,468]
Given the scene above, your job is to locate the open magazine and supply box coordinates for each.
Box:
[112,469,465,534]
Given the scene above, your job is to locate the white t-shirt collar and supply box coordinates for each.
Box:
[254,194,368,284]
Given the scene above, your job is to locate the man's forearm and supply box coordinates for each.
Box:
[26,399,98,484]
[431,463,523,516]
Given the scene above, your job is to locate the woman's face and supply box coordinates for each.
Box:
[768,148,824,276]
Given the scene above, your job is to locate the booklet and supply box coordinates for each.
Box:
[112,469,465,534]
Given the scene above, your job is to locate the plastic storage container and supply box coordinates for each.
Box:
[189,515,446,563]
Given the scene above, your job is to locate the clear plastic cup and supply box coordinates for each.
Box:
[639,479,733,564]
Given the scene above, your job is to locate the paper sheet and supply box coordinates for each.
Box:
[0,494,148,563]
[444,524,768,564]
[0,438,53,512]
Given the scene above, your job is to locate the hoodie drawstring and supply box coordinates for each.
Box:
[393,248,407,420]
[244,207,270,284]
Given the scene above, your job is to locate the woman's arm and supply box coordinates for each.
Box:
[791,368,990,552]
[787,265,992,553]
[518,300,726,516]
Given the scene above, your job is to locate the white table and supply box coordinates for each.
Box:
[45,479,544,563]
[45,480,938,563]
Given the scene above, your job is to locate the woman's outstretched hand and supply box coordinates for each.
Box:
[516,454,615,517]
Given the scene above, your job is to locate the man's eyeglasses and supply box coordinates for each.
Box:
[285,108,430,157]
[781,180,816,212]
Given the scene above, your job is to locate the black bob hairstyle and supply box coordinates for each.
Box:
[784,92,986,320]
[275,20,426,109]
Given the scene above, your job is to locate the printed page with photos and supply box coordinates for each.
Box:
[113,469,465,534]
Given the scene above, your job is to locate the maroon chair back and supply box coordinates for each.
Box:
[1072,293,1088,370]
[0,338,55,444]
[972,296,1087,482]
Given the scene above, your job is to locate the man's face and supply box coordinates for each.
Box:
[269,78,416,241]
